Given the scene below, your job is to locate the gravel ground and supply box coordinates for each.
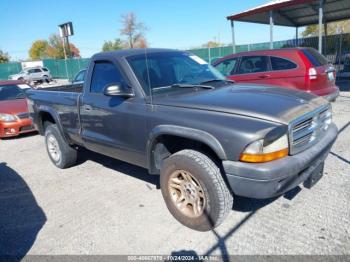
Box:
[0,92,349,257]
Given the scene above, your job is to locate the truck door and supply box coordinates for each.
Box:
[80,60,148,167]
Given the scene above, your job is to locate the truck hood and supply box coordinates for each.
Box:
[0,99,28,115]
[152,84,329,124]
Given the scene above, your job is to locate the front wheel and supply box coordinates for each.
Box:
[45,124,77,169]
[160,150,233,231]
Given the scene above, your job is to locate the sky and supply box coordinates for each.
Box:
[0,0,300,60]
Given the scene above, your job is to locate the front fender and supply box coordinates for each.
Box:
[146,125,227,173]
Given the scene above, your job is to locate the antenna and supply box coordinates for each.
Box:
[144,48,153,107]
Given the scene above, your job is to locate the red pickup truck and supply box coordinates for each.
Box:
[213,47,339,102]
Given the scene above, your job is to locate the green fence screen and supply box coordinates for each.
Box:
[0,62,22,80]
[189,33,350,63]
[43,58,90,79]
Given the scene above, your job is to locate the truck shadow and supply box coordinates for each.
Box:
[171,211,256,261]
[76,149,281,211]
[77,149,294,260]
[0,162,46,259]
[76,149,160,188]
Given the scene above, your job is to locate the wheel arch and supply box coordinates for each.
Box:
[147,125,227,174]
[36,108,71,144]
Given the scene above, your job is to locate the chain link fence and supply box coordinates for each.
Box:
[1,33,350,80]
[189,33,350,63]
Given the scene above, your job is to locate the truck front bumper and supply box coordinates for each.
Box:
[223,123,338,199]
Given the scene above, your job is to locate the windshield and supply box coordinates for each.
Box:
[0,85,27,101]
[127,51,225,95]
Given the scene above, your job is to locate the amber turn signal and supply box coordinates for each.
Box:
[239,148,289,163]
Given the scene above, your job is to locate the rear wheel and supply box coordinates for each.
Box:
[160,149,233,231]
[43,75,50,83]
[45,124,77,168]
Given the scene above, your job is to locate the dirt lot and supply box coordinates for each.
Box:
[0,92,349,257]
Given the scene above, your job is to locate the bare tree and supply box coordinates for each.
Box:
[120,12,147,48]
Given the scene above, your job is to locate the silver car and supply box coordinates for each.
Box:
[9,67,52,83]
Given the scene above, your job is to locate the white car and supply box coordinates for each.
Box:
[9,67,52,83]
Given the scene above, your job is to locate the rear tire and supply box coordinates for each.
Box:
[160,149,233,231]
[43,75,50,83]
[44,124,77,169]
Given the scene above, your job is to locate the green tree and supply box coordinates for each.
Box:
[302,20,350,37]
[102,38,125,51]
[46,34,65,58]
[29,40,49,60]
[44,34,81,59]
[0,50,10,63]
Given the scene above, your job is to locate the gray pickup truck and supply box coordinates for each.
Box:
[27,49,338,231]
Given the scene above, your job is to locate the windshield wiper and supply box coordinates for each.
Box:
[170,83,215,89]
[200,79,235,85]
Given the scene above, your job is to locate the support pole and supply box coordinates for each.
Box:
[324,22,327,56]
[269,10,274,49]
[231,20,236,54]
[65,36,71,58]
[62,38,67,60]
[208,47,211,63]
[318,0,324,53]
[296,27,299,47]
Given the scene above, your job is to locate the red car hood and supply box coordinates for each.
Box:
[0,99,28,115]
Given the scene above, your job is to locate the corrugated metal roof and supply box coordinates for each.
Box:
[227,0,350,27]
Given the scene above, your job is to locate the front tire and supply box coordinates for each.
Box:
[45,124,77,169]
[160,150,233,231]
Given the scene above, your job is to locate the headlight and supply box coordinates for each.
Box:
[240,134,289,163]
[0,113,17,122]
[323,108,332,130]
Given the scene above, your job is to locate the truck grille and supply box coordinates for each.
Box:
[289,106,332,155]
[17,112,29,119]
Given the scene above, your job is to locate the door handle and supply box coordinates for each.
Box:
[258,74,271,79]
[84,105,92,111]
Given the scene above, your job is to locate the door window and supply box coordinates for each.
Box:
[301,48,328,66]
[214,58,238,76]
[237,56,269,74]
[270,56,297,70]
[90,61,124,93]
[74,70,85,82]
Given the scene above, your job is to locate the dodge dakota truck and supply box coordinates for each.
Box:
[27,49,338,231]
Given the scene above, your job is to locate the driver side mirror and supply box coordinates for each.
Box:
[103,84,134,98]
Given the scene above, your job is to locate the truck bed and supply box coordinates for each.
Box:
[27,86,82,142]
[37,83,83,93]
